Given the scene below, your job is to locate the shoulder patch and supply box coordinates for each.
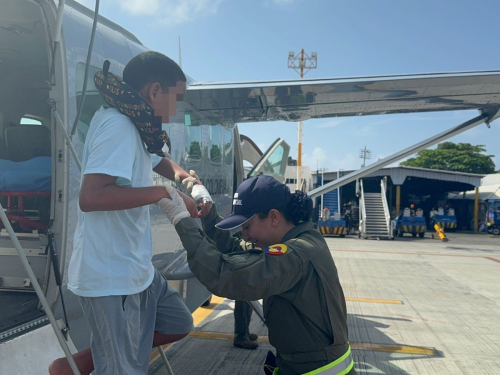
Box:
[264,244,288,256]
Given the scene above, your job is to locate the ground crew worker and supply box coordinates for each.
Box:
[157,175,355,375]
[322,206,330,221]
[410,203,416,216]
[429,207,438,230]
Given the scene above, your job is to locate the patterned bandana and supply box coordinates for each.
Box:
[93,61,171,157]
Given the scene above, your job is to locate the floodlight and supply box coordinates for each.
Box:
[289,51,294,57]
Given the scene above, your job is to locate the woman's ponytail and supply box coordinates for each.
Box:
[287,191,313,225]
[257,190,313,226]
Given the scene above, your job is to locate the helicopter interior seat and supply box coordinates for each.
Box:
[4,125,51,162]
[1,125,52,231]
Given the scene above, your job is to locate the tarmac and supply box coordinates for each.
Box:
[149,231,500,374]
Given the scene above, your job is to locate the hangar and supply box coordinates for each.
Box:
[313,166,483,230]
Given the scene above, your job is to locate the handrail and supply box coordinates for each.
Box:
[359,180,366,237]
[0,203,81,375]
[380,177,392,238]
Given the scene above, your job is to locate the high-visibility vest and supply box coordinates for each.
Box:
[273,345,354,375]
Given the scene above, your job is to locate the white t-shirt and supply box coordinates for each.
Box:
[68,107,162,297]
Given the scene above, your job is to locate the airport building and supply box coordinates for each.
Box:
[449,173,500,228]
[311,166,485,230]
[284,157,314,192]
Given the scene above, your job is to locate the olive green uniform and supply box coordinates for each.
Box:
[175,207,355,375]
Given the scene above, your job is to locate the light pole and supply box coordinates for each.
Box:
[319,167,327,215]
[337,169,344,214]
[359,146,372,167]
[288,49,317,190]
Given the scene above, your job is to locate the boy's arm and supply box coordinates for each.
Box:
[153,158,194,182]
[79,173,170,212]
[152,157,203,217]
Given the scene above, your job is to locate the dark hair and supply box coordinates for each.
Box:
[258,190,312,225]
[123,51,186,92]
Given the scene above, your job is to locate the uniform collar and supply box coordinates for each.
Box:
[281,221,313,243]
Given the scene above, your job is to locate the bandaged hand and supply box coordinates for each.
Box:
[174,170,201,194]
[191,185,213,218]
[191,185,213,205]
[157,184,190,225]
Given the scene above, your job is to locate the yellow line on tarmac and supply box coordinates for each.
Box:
[192,296,226,326]
[187,331,437,356]
[150,296,227,364]
[350,342,436,356]
[189,331,236,341]
[346,297,403,305]
[330,247,500,259]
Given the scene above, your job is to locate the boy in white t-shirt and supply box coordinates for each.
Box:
[49,52,206,375]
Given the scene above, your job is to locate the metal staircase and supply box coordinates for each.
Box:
[359,178,393,239]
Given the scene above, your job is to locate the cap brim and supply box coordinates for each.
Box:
[215,214,255,231]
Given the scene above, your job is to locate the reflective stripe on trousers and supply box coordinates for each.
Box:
[273,345,354,375]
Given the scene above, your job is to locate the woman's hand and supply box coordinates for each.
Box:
[177,190,200,218]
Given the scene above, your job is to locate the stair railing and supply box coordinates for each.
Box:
[359,180,367,237]
[380,177,392,238]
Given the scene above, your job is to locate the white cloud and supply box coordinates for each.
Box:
[302,147,361,172]
[367,119,394,126]
[113,0,223,26]
[328,153,359,171]
[355,125,375,137]
[316,119,345,128]
[118,0,161,16]
[302,147,326,170]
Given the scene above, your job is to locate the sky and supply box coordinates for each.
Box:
[76,0,500,173]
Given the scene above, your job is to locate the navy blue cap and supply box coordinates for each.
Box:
[216,175,292,230]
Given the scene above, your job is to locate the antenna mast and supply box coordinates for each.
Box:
[178,36,182,68]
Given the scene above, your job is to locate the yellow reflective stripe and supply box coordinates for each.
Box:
[302,345,353,375]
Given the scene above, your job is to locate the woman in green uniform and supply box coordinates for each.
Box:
[158,175,355,375]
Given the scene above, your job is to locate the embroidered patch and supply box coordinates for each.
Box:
[264,244,288,256]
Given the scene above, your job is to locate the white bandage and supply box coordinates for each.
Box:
[156,184,190,225]
[191,185,213,204]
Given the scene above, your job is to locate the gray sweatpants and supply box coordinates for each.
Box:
[78,269,193,375]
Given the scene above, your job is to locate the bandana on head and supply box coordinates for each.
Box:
[93,60,171,157]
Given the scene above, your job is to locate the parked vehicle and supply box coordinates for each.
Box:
[394,208,427,238]
[487,219,500,236]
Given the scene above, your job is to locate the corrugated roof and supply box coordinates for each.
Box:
[314,166,484,187]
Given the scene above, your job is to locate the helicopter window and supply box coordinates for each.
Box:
[223,128,233,166]
[209,125,222,164]
[20,117,42,126]
[75,63,106,143]
[185,125,202,160]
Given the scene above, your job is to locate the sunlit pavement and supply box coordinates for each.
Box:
[149,232,500,374]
